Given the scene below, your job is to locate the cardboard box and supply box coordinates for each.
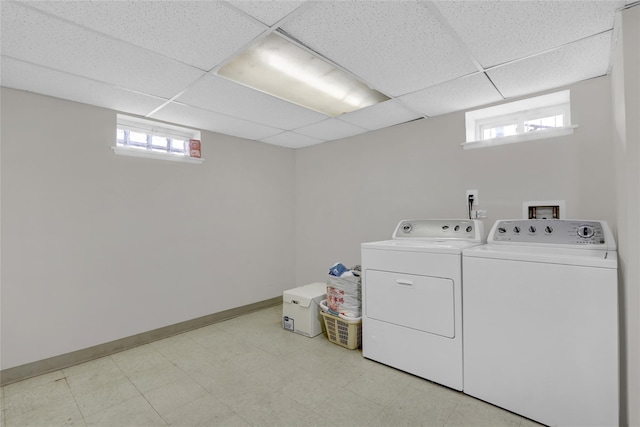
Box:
[282,282,326,337]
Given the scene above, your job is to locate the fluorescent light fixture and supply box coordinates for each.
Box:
[217,33,389,117]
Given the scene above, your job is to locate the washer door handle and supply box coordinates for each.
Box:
[396,279,414,286]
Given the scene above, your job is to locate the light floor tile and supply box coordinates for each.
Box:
[206,370,274,413]
[280,368,338,411]
[371,382,459,427]
[63,357,126,393]
[4,377,73,419]
[312,388,385,427]
[345,363,411,406]
[110,344,169,376]
[162,393,238,427]
[126,360,187,393]
[2,371,65,397]
[84,396,166,427]
[72,377,140,417]
[5,396,84,427]
[234,392,325,427]
[143,377,208,417]
[445,394,523,427]
[2,304,544,427]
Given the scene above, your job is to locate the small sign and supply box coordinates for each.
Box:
[189,139,201,158]
[283,316,294,332]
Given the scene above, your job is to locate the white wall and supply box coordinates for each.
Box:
[0,88,296,370]
[611,5,640,427]
[295,77,616,285]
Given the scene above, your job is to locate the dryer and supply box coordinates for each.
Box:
[361,219,484,391]
[462,219,618,427]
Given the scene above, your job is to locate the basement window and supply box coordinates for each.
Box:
[463,90,577,150]
[112,114,203,163]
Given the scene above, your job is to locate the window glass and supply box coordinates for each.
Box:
[115,114,201,161]
[524,115,564,132]
[171,139,186,152]
[464,90,572,149]
[129,131,147,146]
[482,124,518,140]
[151,135,169,150]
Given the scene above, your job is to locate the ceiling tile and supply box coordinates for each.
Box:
[338,100,423,130]
[0,57,166,116]
[23,0,266,71]
[1,2,205,98]
[260,132,325,149]
[293,118,369,141]
[176,75,329,130]
[151,103,283,141]
[227,1,307,26]
[399,73,503,117]
[281,1,477,97]
[432,0,625,68]
[487,32,613,99]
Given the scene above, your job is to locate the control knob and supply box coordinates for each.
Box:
[498,227,507,234]
[545,226,553,234]
[513,226,521,233]
[529,226,536,233]
[577,225,595,238]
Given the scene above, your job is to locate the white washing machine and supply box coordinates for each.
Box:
[463,219,619,427]
[361,219,484,391]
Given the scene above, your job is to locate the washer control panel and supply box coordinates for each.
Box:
[393,219,484,241]
[491,219,607,245]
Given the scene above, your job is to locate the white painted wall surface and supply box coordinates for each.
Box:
[0,88,296,370]
[611,5,640,427]
[295,77,616,285]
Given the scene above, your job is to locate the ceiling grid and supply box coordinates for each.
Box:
[0,0,635,148]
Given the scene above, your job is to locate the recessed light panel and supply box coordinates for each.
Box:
[217,33,389,117]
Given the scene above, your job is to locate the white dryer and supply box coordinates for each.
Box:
[361,219,484,391]
[462,219,618,427]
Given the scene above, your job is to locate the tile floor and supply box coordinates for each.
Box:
[0,304,543,427]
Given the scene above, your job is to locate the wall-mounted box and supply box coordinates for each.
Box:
[523,200,566,219]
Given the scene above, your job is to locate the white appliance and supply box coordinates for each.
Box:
[361,219,484,391]
[463,219,619,427]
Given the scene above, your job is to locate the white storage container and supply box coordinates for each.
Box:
[282,282,326,337]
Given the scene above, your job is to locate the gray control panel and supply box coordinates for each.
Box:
[491,220,607,245]
[393,219,483,240]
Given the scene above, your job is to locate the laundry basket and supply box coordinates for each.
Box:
[320,310,362,350]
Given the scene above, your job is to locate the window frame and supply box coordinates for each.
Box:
[463,90,577,150]
[113,114,203,163]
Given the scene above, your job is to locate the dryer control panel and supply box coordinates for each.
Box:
[393,219,484,242]
[490,219,612,247]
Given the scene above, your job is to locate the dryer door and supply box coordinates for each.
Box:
[365,270,455,338]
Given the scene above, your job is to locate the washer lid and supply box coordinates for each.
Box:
[463,244,618,268]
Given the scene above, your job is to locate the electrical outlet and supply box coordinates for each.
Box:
[466,189,479,207]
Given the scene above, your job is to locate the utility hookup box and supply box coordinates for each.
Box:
[282,282,326,337]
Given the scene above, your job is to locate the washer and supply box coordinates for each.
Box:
[361,219,484,391]
[462,219,618,427]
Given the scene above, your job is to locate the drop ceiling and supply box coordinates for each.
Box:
[1,0,636,148]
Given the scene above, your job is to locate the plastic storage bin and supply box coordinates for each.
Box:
[282,282,326,337]
[320,310,362,350]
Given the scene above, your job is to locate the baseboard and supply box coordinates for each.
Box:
[0,297,282,386]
